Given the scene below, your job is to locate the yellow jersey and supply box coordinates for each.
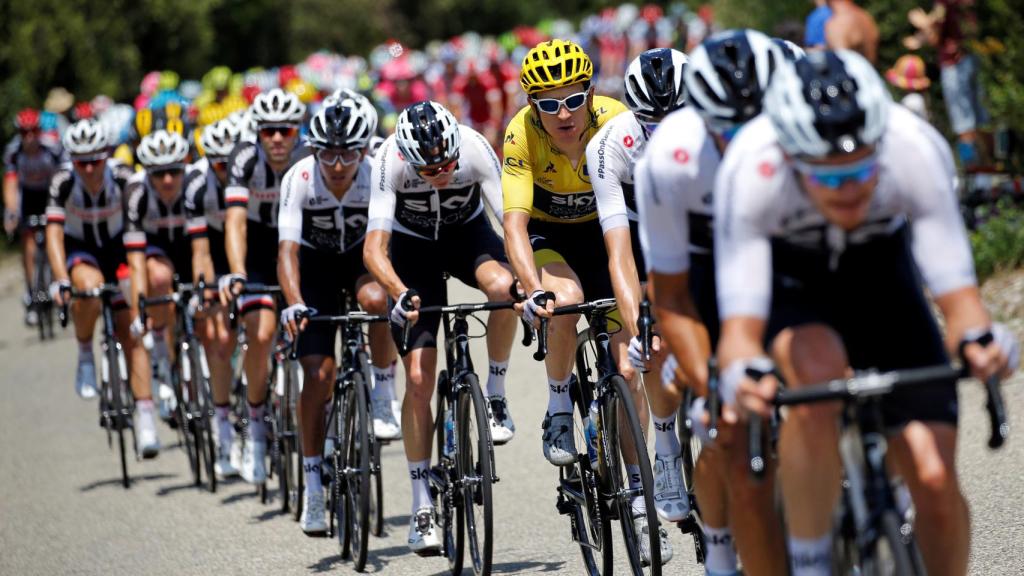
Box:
[502,96,628,223]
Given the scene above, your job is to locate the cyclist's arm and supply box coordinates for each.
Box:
[127,250,147,316]
[3,171,17,226]
[123,180,149,314]
[224,146,254,277]
[605,227,643,337]
[503,211,540,294]
[45,172,70,282]
[501,115,541,293]
[190,236,215,287]
[363,229,406,300]
[277,165,305,307]
[365,138,407,300]
[224,208,247,276]
[183,170,215,285]
[278,240,303,307]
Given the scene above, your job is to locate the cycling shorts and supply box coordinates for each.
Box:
[296,245,371,358]
[240,221,279,314]
[206,228,231,278]
[765,223,956,427]
[144,235,192,280]
[390,215,507,351]
[689,252,720,349]
[20,186,48,227]
[528,218,614,302]
[65,236,128,310]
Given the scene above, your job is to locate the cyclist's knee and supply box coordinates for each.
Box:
[477,265,514,301]
[301,358,334,393]
[403,360,436,400]
[772,324,847,386]
[356,280,388,315]
[146,259,174,294]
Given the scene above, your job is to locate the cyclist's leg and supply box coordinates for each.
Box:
[888,423,967,576]
[197,301,237,472]
[298,350,334,533]
[69,258,103,396]
[242,306,276,428]
[355,268,400,434]
[21,227,35,300]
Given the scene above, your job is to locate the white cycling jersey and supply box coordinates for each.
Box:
[586,111,648,234]
[278,154,372,254]
[714,104,975,320]
[184,157,226,235]
[635,106,721,274]
[368,124,502,241]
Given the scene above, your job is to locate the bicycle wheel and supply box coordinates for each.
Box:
[370,437,384,537]
[176,344,201,486]
[458,373,493,576]
[863,510,921,576]
[345,371,371,571]
[278,359,295,514]
[109,343,131,489]
[570,334,615,575]
[288,358,304,522]
[436,372,465,574]
[194,345,218,493]
[602,373,663,574]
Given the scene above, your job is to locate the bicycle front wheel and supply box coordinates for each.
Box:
[109,343,131,489]
[194,345,218,493]
[458,373,493,576]
[340,373,371,571]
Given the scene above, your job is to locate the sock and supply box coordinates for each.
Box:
[704,526,739,575]
[78,340,94,359]
[248,402,266,443]
[304,456,323,492]
[653,412,681,459]
[408,459,432,512]
[487,360,508,398]
[371,364,394,401]
[788,535,832,576]
[136,398,155,412]
[546,376,573,414]
[627,464,645,515]
[215,405,233,444]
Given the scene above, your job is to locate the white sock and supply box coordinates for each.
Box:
[136,398,155,412]
[304,456,323,492]
[215,405,233,444]
[704,526,739,575]
[546,376,573,414]
[372,364,394,401]
[788,535,832,576]
[78,340,93,360]
[653,412,680,458]
[248,402,266,443]
[627,464,645,515]
[487,360,508,398]
[408,459,432,512]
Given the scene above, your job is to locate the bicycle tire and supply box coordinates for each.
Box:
[865,510,920,576]
[185,345,207,489]
[329,385,352,557]
[290,358,304,522]
[603,373,662,575]
[459,373,493,576]
[110,343,131,489]
[195,345,218,493]
[278,359,294,514]
[571,335,615,575]
[370,437,384,537]
[346,370,371,571]
[676,388,699,492]
[179,343,202,486]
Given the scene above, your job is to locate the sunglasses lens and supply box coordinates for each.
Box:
[565,93,587,111]
[536,100,560,114]
[804,161,877,188]
[261,126,297,138]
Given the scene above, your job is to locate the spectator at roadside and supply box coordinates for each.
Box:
[804,0,832,49]
[906,0,990,168]
[886,54,932,121]
[825,0,879,63]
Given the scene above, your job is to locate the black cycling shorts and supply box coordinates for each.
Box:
[689,252,720,349]
[765,223,956,427]
[20,186,48,227]
[207,228,231,278]
[65,236,128,310]
[240,221,280,314]
[144,235,192,281]
[528,218,614,302]
[391,215,508,351]
[296,244,371,358]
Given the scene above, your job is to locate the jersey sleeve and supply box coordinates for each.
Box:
[465,126,504,224]
[123,178,148,251]
[588,121,631,234]
[902,115,977,296]
[367,137,399,234]
[713,145,776,320]
[183,168,209,238]
[501,108,534,216]
[45,170,73,224]
[225,142,257,208]
[3,139,18,177]
[277,162,307,244]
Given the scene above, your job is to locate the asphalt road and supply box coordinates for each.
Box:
[1,268,1021,576]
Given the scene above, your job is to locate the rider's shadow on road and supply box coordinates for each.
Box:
[79,473,176,492]
[308,543,411,573]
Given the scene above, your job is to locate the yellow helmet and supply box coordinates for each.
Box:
[519,39,593,95]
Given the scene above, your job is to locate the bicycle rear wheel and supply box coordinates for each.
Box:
[602,373,663,575]
[343,371,371,572]
[458,373,493,576]
[863,510,922,576]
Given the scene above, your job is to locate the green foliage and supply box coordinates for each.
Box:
[970,206,1024,282]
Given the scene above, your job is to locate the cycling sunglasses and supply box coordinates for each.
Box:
[793,154,879,189]
[415,156,458,177]
[72,154,109,168]
[531,88,591,115]
[316,147,362,167]
[259,124,299,139]
[148,164,186,178]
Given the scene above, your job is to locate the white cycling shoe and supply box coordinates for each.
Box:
[75,356,98,400]
[541,412,577,466]
[240,439,267,484]
[653,454,690,522]
[487,396,515,445]
[634,510,673,567]
[300,488,328,535]
[372,396,401,440]
[408,507,441,555]
[136,406,161,459]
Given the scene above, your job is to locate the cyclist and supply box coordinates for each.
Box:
[277,97,396,535]
[586,46,691,526]
[364,100,515,554]
[184,118,241,478]
[502,39,672,565]
[218,88,307,485]
[46,120,160,457]
[715,50,1020,576]
[635,29,788,576]
[4,108,66,325]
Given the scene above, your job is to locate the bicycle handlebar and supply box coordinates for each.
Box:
[638,298,653,362]
[289,310,388,360]
[59,284,121,328]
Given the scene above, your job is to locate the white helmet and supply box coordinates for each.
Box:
[394,101,460,166]
[137,130,190,167]
[308,99,375,150]
[765,50,891,158]
[227,109,257,143]
[200,119,239,158]
[684,29,782,130]
[63,119,108,156]
[623,48,689,121]
[773,38,806,61]
[250,88,306,124]
[323,88,379,140]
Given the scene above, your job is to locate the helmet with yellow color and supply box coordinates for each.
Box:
[519,39,593,95]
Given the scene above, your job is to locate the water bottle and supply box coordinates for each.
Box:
[444,410,456,458]
[585,400,600,469]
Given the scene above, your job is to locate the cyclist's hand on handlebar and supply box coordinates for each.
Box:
[961,323,1020,381]
[390,290,420,328]
[129,315,147,339]
[4,212,18,236]
[720,357,777,422]
[522,289,554,328]
[627,334,663,372]
[50,280,71,307]
[280,303,315,340]
[218,273,246,307]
